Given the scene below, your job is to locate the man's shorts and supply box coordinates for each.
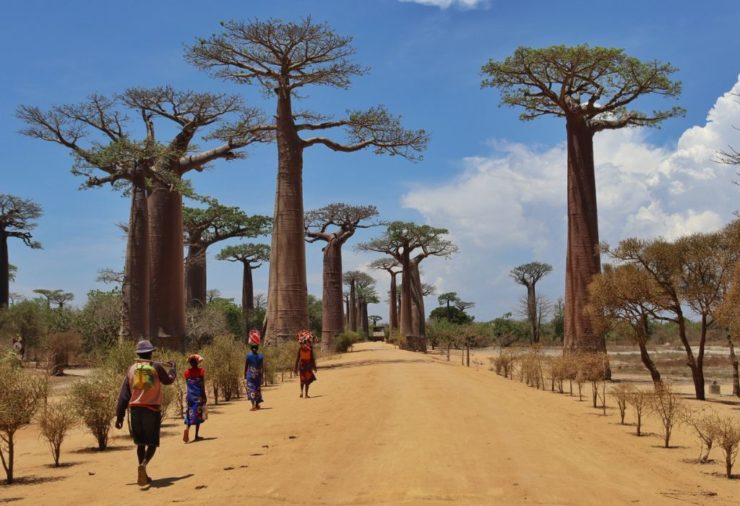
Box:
[130,406,161,446]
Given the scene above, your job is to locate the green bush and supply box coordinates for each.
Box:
[70,369,119,450]
[202,335,245,403]
[335,331,360,353]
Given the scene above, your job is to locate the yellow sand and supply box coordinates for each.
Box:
[3,342,738,505]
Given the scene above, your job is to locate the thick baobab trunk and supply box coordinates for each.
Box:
[409,262,426,337]
[399,253,413,339]
[242,262,254,334]
[348,280,357,332]
[0,233,8,309]
[389,272,399,331]
[266,91,308,343]
[527,284,538,343]
[344,295,350,330]
[148,181,185,350]
[563,117,604,355]
[185,242,207,308]
[361,302,369,338]
[121,178,150,340]
[321,240,344,350]
[727,332,740,397]
[355,295,363,336]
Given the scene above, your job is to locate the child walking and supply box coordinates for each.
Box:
[183,354,206,443]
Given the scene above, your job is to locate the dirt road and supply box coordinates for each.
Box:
[3,342,738,505]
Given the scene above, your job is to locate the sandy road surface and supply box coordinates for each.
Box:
[3,342,738,505]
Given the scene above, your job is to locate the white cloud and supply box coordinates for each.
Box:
[399,0,491,10]
[402,75,740,320]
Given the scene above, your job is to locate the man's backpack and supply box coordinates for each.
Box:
[132,362,157,390]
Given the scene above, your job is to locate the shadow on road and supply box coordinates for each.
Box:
[321,358,427,370]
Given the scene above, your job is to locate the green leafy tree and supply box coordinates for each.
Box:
[482,45,683,354]
[216,243,270,334]
[184,200,271,308]
[188,18,427,342]
[0,195,42,308]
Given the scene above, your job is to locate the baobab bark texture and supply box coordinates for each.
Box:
[564,117,603,354]
[321,240,344,350]
[121,176,150,340]
[0,233,8,309]
[148,183,185,349]
[242,261,254,333]
[348,279,357,332]
[185,242,207,308]
[389,272,399,331]
[266,90,308,343]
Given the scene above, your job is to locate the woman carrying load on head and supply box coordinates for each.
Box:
[244,329,265,411]
[183,354,206,443]
[294,329,317,398]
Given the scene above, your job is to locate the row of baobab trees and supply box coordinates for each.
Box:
[6,18,728,360]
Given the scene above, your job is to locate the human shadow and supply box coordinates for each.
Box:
[148,473,194,488]
[189,436,217,443]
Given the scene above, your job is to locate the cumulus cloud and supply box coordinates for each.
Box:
[399,0,491,10]
[402,76,740,320]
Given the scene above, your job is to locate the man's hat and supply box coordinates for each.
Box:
[135,339,156,354]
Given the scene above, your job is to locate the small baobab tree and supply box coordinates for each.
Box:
[183,200,271,308]
[0,195,42,309]
[188,18,427,342]
[19,88,269,347]
[216,243,270,334]
[510,262,552,343]
[355,278,378,338]
[482,45,683,354]
[305,203,379,349]
[370,258,402,332]
[343,271,374,334]
[33,289,73,310]
[359,222,456,339]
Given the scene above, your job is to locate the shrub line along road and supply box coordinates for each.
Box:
[7,342,739,505]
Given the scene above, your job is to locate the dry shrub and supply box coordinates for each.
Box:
[685,407,721,463]
[0,365,48,483]
[626,388,651,436]
[492,350,517,378]
[43,331,81,376]
[70,369,119,450]
[578,353,609,413]
[101,341,136,375]
[202,335,245,403]
[519,347,545,389]
[711,415,740,479]
[38,399,77,466]
[651,384,685,448]
[610,384,634,425]
[158,352,187,419]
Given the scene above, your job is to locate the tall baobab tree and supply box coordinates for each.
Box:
[482,45,683,354]
[18,88,268,346]
[216,243,270,334]
[343,271,373,334]
[183,200,271,308]
[354,274,377,338]
[359,222,456,338]
[370,258,402,332]
[305,203,379,349]
[188,18,428,342]
[0,195,42,308]
[510,262,553,343]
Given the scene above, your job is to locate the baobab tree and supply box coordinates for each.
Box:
[184,200,271,308]
[482,45,683,354]
[18,88,268,346]
[354,275,377,338]
[305,203,379,349]
[0,195,42,308]
[359,222,456,338]
[188,18,427,342]
[216,243,270,334]
[33,289,71,309]
[370,258,402,332]
[343,271,373,333]
[510,262,553,343]
[437,292,459,322]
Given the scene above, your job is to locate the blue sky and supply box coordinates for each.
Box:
[2,0,739,321]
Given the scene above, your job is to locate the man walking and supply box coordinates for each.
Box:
[115,340,176,486]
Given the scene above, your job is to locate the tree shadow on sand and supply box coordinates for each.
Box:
[73,445,132,454]
[0,475,65,487]
[321,358,426,371]
[0,497,24,503]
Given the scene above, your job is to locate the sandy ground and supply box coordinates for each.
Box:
[2,342,739,505]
